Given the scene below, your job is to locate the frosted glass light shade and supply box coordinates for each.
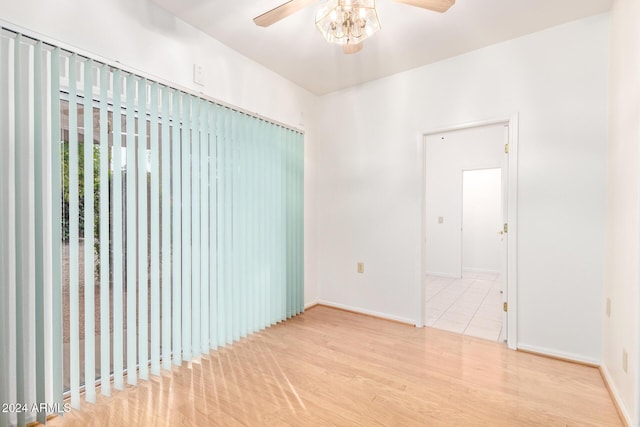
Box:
[315,0,381,45]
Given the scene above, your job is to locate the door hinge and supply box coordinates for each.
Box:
[504,143,510,154]
[503,223,508,233]
[503,302,508,312]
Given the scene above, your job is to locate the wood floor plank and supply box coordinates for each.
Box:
[48,306,622,426]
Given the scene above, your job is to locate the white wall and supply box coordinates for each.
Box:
[425,125,504,277]
[315,14,608,362]
[603,0,640,424]
[462,168,502,274]
[0,0,320,306]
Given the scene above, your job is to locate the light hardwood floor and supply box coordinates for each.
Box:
[48,306,622,426]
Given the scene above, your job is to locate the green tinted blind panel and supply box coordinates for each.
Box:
[231,112,240,340]
[199,98,210,351]
[224,109,234,344]
[98,63,111,397]
[50,46,64,411]
[297,131,305,314]
[170,89,182,366]
[125,73,137,386]
[261,121,270,327]
[191,97,201,357]
[13,36,24,427]
[239,114,248,338]
[217,106,227,346]
[137,78,149,381]
[0,32,7,427]
[180,92,192,361]
[292,130,298,315]
[293,129,303,316]
[16,36,30,427]
[254,119,263,331]
[270,124,279,326]
[278,126,286,323]
[240,114,248,338]
[208,103,218,351]
[149,81,161,376]
[231,111,240,342]
[246,117,256,334]
[33,40,47,424]
[83,58,96,404]
[68,52,81,410]
[286,128,293,319]
[160,85,172,371]
[112,69,125,390]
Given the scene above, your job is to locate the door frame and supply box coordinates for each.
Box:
[418,114,519,350]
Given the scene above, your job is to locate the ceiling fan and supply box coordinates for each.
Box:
[253,0,455,54]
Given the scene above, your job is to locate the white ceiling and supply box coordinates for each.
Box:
[150,0,612,95]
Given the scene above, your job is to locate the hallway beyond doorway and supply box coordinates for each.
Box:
[425,272,503,342]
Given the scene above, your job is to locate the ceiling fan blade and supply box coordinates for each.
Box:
[254,0,320,27]
[343,43,363,54]
[392,0,455,13]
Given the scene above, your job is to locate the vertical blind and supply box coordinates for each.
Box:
[0,27,304,427]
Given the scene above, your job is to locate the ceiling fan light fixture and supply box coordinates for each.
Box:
[315,0,381,46]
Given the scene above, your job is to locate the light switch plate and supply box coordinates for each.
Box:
[193,64,204,86]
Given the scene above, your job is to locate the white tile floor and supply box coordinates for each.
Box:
[425,271,505,342]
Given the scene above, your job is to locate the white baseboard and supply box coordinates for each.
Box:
[517,343,600,366]
[425,271,460,279]
[304,300,319,310]
[317,300,416,325]
[600,364,635,427]
[463,268,500,274]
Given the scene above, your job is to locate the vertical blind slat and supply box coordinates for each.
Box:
[199,98,210,351]
[125,73,137,386]
[231,112,239,342]
[98,63,110,397]
[171,90,182,366]
[259,119,267,330]
[208,103,218,351]
[137,77,149,381]
[215,107,223,345]
[239,115,247,338]
[50,46,64,411]
[14,36,25,427]
[83,58,96,404]
[217,107,227,345]
[33,40,47,424]
[112,69,125,390]
[160,85,172,370]
[0,33,10,427]
[225,110,233,344]
[181,93,192,361]
[248,118,256,332]
[68,52,81,410]
[150,81,161,376]
[191,97,201,357]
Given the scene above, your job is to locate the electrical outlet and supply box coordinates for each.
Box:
[438,216,444,224]
[357,262,364,274]
[606,298,611,317]
[623,349,628,373]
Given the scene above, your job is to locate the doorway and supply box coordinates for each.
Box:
[462,168,502,276]
[420,117,518,348]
